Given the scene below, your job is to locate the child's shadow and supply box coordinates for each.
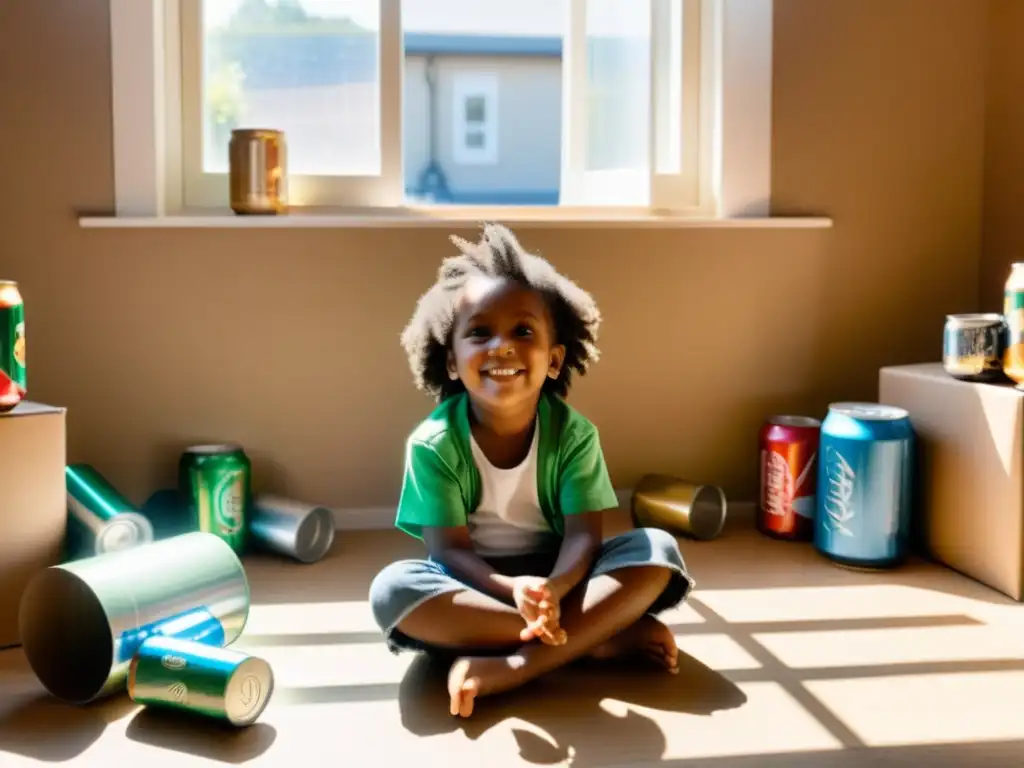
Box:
[398,651,748,765]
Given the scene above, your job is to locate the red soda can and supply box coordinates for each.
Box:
[758,415,821,541]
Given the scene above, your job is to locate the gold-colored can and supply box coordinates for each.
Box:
[631,474,728,541]
[229,129,288,215]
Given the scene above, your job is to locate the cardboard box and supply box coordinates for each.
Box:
[0,402,66,648]
[879,363,1024,601]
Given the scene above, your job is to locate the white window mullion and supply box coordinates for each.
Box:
[377,0,405,206]
[649,0,707,213]
[559,0,589,206]
[562,0,653,209]
[110,0,174,216]
[715,0,772,217]
[699,0,723,215]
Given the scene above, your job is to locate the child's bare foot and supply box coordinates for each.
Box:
[447,655,526,718]
[588,615,679,673]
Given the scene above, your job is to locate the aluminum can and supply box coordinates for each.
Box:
[229,128,288,215]
[942,313,1007,382]
[758,416,821,541]
[815,403,914,569]
[65,464,155,560]
[630,475,727,542]
[0,280,26,412]
[1004,262,1024,388]
[179,444,251,553]
[251,494,337,564]
[116,605,227,664]
[128,636,273,727]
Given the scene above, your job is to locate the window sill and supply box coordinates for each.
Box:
[77,207,833,230]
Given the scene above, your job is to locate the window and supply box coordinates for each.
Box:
[179,0,402,207]
[107,0,774,218]
[452,73,498,167]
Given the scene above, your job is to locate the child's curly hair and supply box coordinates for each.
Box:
[401,223,602,402]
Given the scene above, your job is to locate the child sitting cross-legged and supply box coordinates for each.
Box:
[369,224,695,718]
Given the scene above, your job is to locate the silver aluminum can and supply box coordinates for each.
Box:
[250,494,335,564]
[942,313,1007,382]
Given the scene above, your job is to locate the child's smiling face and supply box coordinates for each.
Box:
[448,276,565,411]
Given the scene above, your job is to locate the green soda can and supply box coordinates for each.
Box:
[0,280,27,412]
[128,636,273,727]
[179,444,251,553]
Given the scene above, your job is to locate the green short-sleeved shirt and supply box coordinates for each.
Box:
[395,392,618,540]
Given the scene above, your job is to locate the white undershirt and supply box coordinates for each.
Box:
[467,424,551,556]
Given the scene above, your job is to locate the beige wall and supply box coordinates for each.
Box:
[0,0,988,513]
[982,0,1024,310]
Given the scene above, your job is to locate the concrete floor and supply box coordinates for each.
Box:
[3,511,1024,766]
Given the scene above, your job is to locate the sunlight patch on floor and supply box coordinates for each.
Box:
[754,624,1024,669]
[674,633,763,671]
[235,641,414,688]
[805,671,1024,746]
[243,601,380,636]
[697,585,971,624]
[657,602,706,625]
[621,681,845,760]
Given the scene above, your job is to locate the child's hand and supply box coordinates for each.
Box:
[512,576,566,646]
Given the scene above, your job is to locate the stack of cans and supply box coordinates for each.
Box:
[50,444,332,727]
[20,531,274,726]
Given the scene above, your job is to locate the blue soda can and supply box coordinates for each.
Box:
[815,402,914,568]
[116,606,227,664]
[128,636,274,727]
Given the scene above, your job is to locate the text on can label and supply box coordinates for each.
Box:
[215,471,245,535]
[161,654,187,671]
[822,447,856,537]
[762,449,792,517]
[167,681,188,703]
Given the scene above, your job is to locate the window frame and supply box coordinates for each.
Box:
[107,0,773,220]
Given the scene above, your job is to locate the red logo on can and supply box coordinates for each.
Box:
[762,449,794,518]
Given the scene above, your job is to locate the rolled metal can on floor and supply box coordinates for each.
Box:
[128,636,273,727]
[0,280,26,412]
[942,313,1007,382]
[631,474,727,541]
[179,444,251,554]
[229,128,288,215]
[250,494,335,564]
[758,416,821,542]
[815,403,914,570]
[18,531,250,705]
[65,464,154,560]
